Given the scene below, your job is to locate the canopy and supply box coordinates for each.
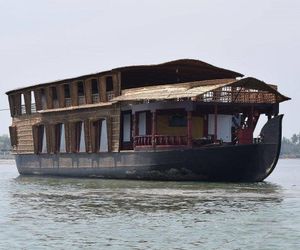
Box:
[112,77,290,104]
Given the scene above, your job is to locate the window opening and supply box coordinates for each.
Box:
[21,93,26,114]
[52,87,58,100]
[78,81,85,96]
[73,121,85,152]
[100,119,108,152]
[64,84,71,107]
[41,89,47,109]
[64,84,70,98]
[106,76,113,92]
[92,79,99,94]
[60,124,66,153]
[52,87,58,108]
[123,113,131,142]
[40,125,47,153]
[79,122,85,152]
[78,81,85,105]
[31,91,36,113]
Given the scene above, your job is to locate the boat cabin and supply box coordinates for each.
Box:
[6,59,290,155]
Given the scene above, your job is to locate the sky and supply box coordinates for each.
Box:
[0,0,299,137]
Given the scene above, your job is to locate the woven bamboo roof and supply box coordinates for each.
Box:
[112,77,290,104]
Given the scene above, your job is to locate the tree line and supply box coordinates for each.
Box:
[281,134,300,158]
[0,134,10,152]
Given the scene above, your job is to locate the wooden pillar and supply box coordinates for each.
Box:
[34,89,42,111]
[151,111,156,148]
[214,103,218,142]
[14,93,21,116]
[187,111,192,147]
[112,74,120,97]
[45,87,53,109]
[57,85,65,108]
[24,91,32,115]
[250,105,254,128]
[84,79,92,104]
[8,95,15,117]
[99,76,107,102]
[132,113,138,148]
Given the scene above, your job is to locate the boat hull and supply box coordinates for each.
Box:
[15,115,283,182]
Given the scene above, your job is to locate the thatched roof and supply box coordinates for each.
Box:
[112,77,290,104]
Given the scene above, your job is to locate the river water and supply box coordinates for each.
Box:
[0,159,299,250]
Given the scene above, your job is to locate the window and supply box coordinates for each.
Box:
[51,87,59,108]
[106,76,113,92]
[31,91,36,113]
[54,123,66,153]
[64,84,70,98]
[123,113,131,142]
[73,121,86,152]
[169,114,187,127]
[40,89,47,110]
[52,87,58,101]
[78,81,85,105]
[100,119,108,152]
[33,125,47,154]
[92,79,99,94]
[78,81,84,96]
[21,93,26,114]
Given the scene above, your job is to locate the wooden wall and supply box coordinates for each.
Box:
[11,104,121,154]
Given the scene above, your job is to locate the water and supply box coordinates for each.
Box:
[0,159,299,250]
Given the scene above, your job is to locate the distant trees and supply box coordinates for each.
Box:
[281,133,300,158]
[0,134,11,151]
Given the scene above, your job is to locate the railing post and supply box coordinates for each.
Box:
[214,103,218,142]
[132,113,137,148]
[187,111,192,147]
[151,111,156,149]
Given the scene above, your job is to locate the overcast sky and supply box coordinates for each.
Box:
[0,0,299,137]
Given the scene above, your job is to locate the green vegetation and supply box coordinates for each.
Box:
[281,134,300,158]
[0,134,11,151]
[0,134,13,159]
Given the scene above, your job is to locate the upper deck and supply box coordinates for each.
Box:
[6,59,244,117]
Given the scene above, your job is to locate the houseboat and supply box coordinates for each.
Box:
[6,59,290,181]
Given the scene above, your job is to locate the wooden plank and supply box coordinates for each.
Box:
[24,91,32,115]
[34,89,43,111]
[84,79,92,104]
[113,74,120,97]
[14,93,21,116]
[57,84,65,108]
[9,126,17,146]
[71,82,78,106]
[99,76,106,102]
[8,95,15,117]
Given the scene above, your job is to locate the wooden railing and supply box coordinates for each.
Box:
[155,135,188,146]
[21,104,37,114]
[134,135,188,147]
[135,135,152,146]
[92,94,100,103]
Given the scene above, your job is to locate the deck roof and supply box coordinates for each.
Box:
[111,77,290,104]
[6,59,243,95]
